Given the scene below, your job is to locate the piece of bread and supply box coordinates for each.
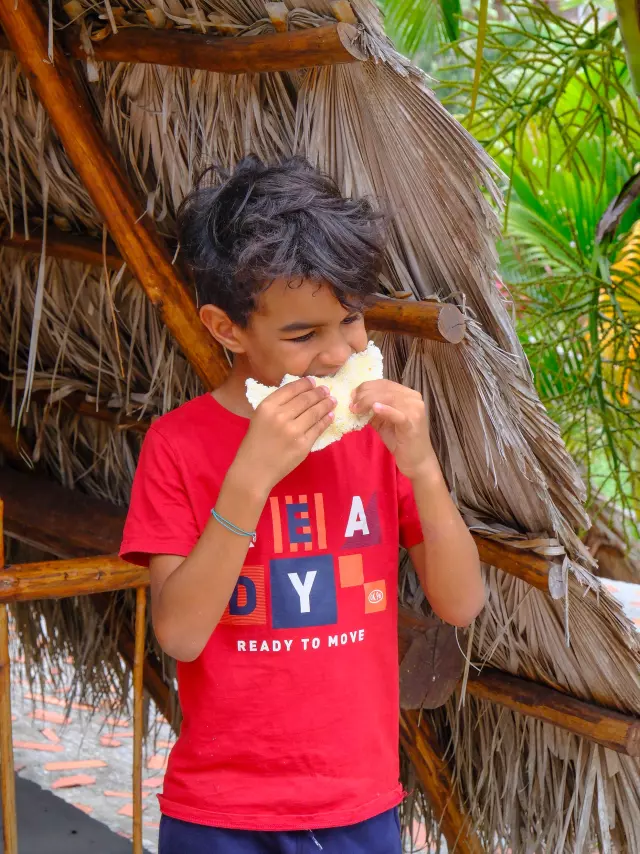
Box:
[245,341,384,452]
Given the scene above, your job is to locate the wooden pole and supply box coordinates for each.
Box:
[64,23,364,75]
[366,299,466,343]
[400,710,482,853]
[0,500,18,854]
[0,407,31,466]
[466,668,640,757]
[2,229,466,344]
[1,227,123,270]
[132,586,146,854]
[0,555,147,602]
[0,2,227,391]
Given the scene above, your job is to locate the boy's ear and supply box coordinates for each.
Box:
[199,304,246,354]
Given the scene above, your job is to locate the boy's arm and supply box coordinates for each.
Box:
[147,378,336,663]
[350,379,485,627]
[406,459,484,627]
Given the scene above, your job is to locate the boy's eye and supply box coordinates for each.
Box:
[289,331,315,343]
[342,313,362,325]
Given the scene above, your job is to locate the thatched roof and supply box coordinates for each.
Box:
[1,1,639,851]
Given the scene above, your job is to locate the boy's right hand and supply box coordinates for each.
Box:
[232,378,336,493]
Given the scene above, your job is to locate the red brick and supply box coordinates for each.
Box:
[156,740,174,750]
[100,735,122,748]
[142,776,164,789]
[144,822,160,829]
[117,803,146,817]
[105,790,133,799]
[44,759,107,772]
[72,803,93,815]
[104,717,131,728]
[13,740,64,753]
[146,753,169,770]
[51,774,96,790]
[30,708,66,725]
[41,727,61,744]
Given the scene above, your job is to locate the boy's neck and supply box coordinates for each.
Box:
[210,357,255,419]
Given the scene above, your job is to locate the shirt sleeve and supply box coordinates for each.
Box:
[120,426,200,567]
[396,467,424,550]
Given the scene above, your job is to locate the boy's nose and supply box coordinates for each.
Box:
[316,342,353,376]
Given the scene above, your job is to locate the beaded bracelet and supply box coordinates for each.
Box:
[211,507,257,544]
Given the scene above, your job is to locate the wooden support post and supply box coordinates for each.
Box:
[0,2,227,391]
[64,23,364,75]
[132,586,146,854]
[0,500,18,854]
[400,710,482,853]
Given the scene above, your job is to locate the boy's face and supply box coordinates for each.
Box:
[223,279,369,385]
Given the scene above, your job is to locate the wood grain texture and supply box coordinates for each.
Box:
[64,23,364,74]
[0,501,18,854]
[0,2,227,390]
[0,555,147,602]
[400,710,483,853]
[365,299,466,343]
[132,586,146,854]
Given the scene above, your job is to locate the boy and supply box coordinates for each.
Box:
[120,155,485,853]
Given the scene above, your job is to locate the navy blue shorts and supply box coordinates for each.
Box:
[158,807,402,853]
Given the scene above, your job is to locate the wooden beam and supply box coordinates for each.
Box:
[398,607,640,758]
[466,668,640,758]
[400,710,483,853]
[474,536,550,592]
[0,555,147,602]
[64,23,364,75]
[2,229,467,343]
[0,468,126,558]
[0,2,228,391]
[0,23,363,73]
[1,227,123,270]
[366,299,466,343]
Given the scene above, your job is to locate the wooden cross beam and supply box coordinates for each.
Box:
[0,23,364,76]
[1,227,467,344]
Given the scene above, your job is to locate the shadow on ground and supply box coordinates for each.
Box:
[0,774,150,853]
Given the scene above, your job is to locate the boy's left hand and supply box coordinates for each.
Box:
[350,380,436,480]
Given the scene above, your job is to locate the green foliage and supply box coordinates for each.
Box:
[381,0,640,537]
[378,0,461,61]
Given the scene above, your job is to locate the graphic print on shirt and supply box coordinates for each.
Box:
[220,493,387,629]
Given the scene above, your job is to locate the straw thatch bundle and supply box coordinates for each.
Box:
[1,0,640,849]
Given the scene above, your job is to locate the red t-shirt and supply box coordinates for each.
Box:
[120,393,423,831]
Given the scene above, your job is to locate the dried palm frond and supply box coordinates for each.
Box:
[1,1,640,848]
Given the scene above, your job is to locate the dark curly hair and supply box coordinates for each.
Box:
[176,155,386,326]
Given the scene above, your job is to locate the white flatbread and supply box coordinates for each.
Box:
[245,341,384,452]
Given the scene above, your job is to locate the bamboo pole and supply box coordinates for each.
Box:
[64,23,364,75]
[2,229,466,343]
[0,2,228,391]
[132,586,146,854]
[400,710,482,853]
[0,500,18,854]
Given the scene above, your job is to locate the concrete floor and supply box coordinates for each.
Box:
[0,774,149,854]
